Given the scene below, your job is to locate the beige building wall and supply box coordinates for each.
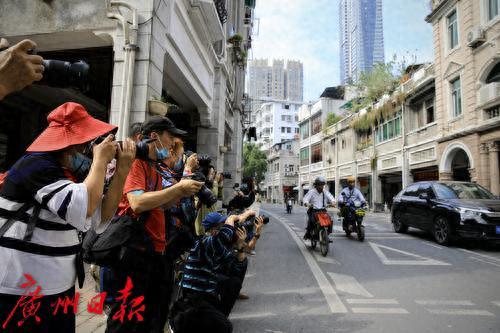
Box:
[427,0,500,194]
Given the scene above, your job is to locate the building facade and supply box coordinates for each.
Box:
[0,0,257,201]
[254,100,302,151]
[427,0,500,195]
[339,0,385,84]
[247,58,304,103]
[262,139,300,204]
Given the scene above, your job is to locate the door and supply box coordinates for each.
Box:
[414,183,435,230]
[400,184,420,227]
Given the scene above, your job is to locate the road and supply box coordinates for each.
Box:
[230,203,500,333]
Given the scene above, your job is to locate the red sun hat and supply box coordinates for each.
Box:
[27,102,117,152]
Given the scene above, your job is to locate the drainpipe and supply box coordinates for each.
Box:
[401,101,409,189]
[108,1,138,140]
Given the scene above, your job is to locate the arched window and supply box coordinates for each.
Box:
[486,62,500,83]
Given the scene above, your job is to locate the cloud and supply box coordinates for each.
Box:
[250,0,434,101]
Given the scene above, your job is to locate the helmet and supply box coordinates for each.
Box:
[313,176,326,186]
[347,176,355,183]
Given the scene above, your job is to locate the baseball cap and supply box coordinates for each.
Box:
[141,116,187,137]
[202,212,227,230]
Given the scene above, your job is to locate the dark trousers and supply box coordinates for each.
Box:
[0,287,75,333]
[105,253,174,333]
[217,260,248,316]
[170,291,232,333]
[306,210,317,235]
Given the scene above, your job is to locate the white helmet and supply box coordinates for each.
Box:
[314,176,326,186]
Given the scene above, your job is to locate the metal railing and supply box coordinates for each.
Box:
[214,0,227,24]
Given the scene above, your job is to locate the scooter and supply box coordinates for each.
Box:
[339,198,366,242]
[307,208,332,257]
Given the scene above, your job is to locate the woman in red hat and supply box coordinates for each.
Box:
[0,102,135,333]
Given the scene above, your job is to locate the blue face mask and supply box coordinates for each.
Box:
[70,152,92,180]
[154,140,170,161]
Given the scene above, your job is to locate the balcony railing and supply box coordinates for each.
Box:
[214,0,227,24]
[485,106,500,120]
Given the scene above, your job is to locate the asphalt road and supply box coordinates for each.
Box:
[230,203,500,333]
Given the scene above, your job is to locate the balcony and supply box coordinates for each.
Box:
[213,0,227,24]
[478,82,500,107]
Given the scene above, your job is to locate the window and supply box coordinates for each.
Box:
[375,113,402,143]
[311,114,322,135]
[281,127,286,133]
[300,122,309,139]
[489,0,499,20]
[451,78,462,118]
[447,10,458,50]
[300,147,309,166]
[284,104,290,110]
[295,128,299,134]
[403,184,419,197]
[287,127,291,133]
[311,143,322,163]
[281,115,286,121]
[425,99,435,124]
[417,184,436,199]
[295,115,299,122]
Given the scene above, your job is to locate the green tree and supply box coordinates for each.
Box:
[243,143,267,184]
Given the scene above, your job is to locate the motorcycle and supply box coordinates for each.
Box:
[339,198,366,242]
[307,208,332,256]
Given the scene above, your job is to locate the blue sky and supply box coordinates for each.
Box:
[250,0,434,102]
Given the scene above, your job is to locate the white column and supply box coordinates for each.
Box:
[489,142,500,195]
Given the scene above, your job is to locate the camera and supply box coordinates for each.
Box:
[235,215,270,234]
[185,171,218,207]
[86,135,153,161]
[222,172,232,179]
[40,59,89,91]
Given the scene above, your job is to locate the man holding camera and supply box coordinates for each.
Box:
[106,116,204,333]
[171,210,258,333]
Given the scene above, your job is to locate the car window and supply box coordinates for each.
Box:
[418,184,435,199]
[403,184,419,197]
[433,183,496,200]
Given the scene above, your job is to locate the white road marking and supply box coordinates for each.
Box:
[264,287,320,296]
[492,301,500,307]
[327,272,374,298]
[245,273,255,278]
[426,309,494,316]
[416,300,475,306]
[423,242,443,250]
[262,209,348,313]
[351,307,409,314]
[347,299,399,305]
[369,242,451,266]
[313,253,340,264]
[458,248,500,264]
[468,256,500,268]
[230,312,277,320]
[332,236,412,240]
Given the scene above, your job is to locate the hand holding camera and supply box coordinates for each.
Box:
[92,134,118,164]
[184,152,199,172]
[115,138,136,173]
[177,178,205,197]
[236,227,248,249]
[0,39,44,100]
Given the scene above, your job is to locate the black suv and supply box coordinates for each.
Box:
[391,181,500,245]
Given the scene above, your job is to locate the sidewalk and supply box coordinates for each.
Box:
[76,267,106,333]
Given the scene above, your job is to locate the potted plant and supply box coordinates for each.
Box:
[148,96,170,116]
[227,33,243,48]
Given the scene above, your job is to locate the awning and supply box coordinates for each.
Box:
[302,185,310,190]
[293,186,299,191]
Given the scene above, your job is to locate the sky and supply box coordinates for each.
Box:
[250,0,434,102]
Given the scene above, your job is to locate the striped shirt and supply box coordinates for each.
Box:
[180,224,247,296]
[0,153,106,295]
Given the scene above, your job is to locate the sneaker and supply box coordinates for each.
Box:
[303,233,310,240]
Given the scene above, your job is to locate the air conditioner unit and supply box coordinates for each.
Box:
[467,27,485,48]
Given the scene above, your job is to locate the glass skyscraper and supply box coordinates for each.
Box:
[340,0,384,84]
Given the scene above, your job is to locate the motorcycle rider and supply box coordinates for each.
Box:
[302,176,335,240]
[338,176,366,230]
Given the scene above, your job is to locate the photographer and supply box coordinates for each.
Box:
[106,116,204,333]
[171,211,255,333]
[0,38,44,101]
[0,102,133,333]
[227,177,256,213]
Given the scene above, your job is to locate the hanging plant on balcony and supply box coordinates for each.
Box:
[227,33,243,48]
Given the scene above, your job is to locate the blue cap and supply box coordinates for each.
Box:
[202,212,227,230]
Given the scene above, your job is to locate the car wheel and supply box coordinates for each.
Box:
[392,210,408,233]
[433,216,451,246]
